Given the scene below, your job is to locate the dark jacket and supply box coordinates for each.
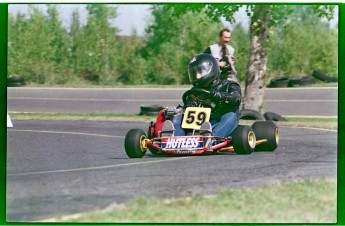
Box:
[185,79,241,121]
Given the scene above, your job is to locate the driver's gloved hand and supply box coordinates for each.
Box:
[212,91,222,101]
[212,91,241,105]
[184,97,198,107]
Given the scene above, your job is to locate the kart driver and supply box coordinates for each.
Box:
[161,53,241,140]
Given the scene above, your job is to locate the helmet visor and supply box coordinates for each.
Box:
[188,61,213,83]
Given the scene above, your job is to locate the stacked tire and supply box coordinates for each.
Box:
[268,76,315,88]
[239,109,265,121]
[269,70,337,88]
[8,76,25,87]
[288,76,315,87]
[263,112,287,122]
[139,105,164,116]
[312,70,338,83]
[239,109,287,122]
[268,77,290,88]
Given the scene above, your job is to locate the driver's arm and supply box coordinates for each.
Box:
[212,83,241,106]
[184,95,198,108]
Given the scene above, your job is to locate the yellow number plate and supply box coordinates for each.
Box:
[181,107,211,129]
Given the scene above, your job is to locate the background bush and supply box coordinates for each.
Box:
[7,4,338,86]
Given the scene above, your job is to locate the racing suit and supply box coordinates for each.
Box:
[173,79,241,137]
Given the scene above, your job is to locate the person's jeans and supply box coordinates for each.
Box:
[172,111,239,137]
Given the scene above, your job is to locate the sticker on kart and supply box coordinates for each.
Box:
[181,107,211,129]
[161,136,204,150]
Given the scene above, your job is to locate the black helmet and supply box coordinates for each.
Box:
[188,53,220,88]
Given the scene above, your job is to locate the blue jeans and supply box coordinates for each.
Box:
[172,111,239,137]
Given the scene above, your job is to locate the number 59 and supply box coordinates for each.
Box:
[181,107,211,129]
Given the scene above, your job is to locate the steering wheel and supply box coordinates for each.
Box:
[182,88,214,105]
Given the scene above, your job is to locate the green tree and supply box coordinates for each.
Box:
[164,4,335,112]
[18,5,54,84]
[69,10,82,81]
[77,4,119,84]
[116,35,148,85]
[230,24,250,82]
[8,13,28,78]
[8,5,73,84]
[46,5,71,84]
[268,6,338,78]
[143,6,223,85]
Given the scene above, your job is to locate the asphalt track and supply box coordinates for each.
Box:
[7,87,338,116]
[6,120,337,222]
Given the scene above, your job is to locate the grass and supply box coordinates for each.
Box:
[49,178,336,223]
[275,116,337,130]
[240,116,337,130]
[10,112,337,130]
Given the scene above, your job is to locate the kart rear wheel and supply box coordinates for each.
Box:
[232,125,256,154]
[124,129,147,158]
[252,121,279,152]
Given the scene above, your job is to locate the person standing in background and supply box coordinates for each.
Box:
[204,28,239,83]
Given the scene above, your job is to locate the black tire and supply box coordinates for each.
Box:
[288,77,302,87]
[312,70,338,83]
[124,129,147,158]
[147,126,159,155]
[140,111,161,116]
[8,82,25,87]
[232,125,256,154]
[269,77,290,88]
[140,105,164,112]
[288,76,315,87]
[251,121,279,152]
[240,109,265,121]
[8,76,25,87]
[263,112,287,122]
[140,105,164,116]
[299,76,315,85]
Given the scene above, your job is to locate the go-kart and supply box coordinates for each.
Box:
[124,88,279,158]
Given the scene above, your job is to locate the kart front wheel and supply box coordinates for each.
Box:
[232,125,256,154]
[124,129,147,158]
[252,121,279,152]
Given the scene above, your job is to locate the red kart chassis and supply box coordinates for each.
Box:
[144,111,269,155]
[146,136,233,155]
[125,93,278,158]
